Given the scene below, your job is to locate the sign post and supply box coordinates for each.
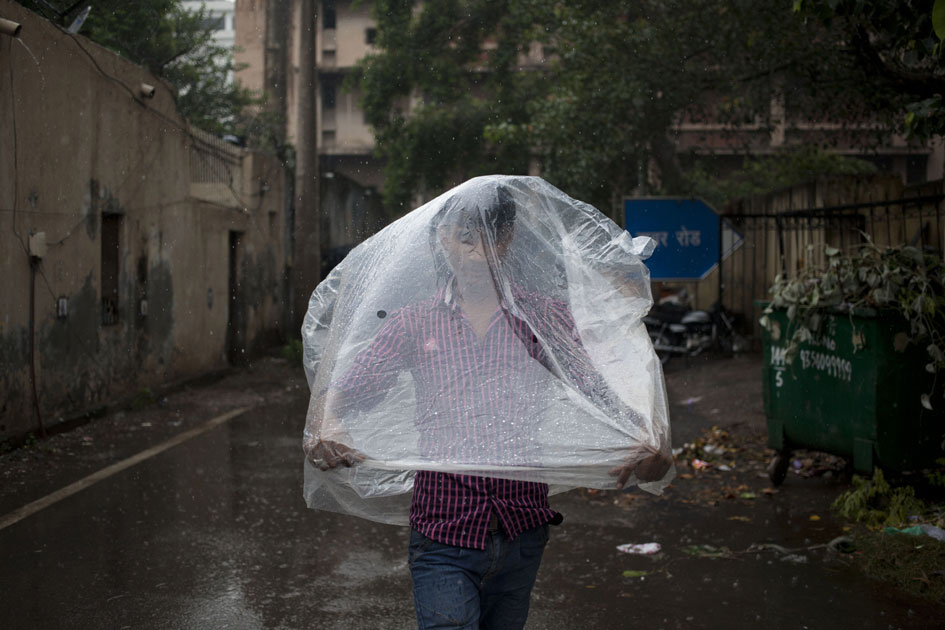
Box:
[623,197,742,282]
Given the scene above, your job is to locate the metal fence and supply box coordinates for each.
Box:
[717,183,945,343]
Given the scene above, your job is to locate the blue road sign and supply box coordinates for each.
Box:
[624,197,742,281]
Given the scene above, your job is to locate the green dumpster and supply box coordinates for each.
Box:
[758,302,944,484]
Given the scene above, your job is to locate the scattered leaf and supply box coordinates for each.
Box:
[622,570,649,578]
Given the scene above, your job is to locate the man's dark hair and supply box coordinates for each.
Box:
[429,184,517,277]
[435,185,516,242]
[485,186,516,242]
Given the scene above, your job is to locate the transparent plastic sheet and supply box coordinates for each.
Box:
[302,175,673,525]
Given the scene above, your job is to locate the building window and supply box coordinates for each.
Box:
[322,0,336,29]
[322,129,336,143]
[322,81,336,109]
[201,14,226,31]
[366,28,377,45]
[101,214,121,326]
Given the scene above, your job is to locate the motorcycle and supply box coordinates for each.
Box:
[644,289,747,365]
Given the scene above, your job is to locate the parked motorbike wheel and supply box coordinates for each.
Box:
[649,329,674,365]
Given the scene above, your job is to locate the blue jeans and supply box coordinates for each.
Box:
[408,525,550,630]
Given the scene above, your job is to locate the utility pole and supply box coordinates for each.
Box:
[293,0,319,327]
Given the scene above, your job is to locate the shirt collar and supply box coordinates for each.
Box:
[434,276,523,313]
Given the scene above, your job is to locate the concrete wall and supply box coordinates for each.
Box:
[0,2,289,442]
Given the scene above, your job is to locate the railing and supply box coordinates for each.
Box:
[717,182,945,343]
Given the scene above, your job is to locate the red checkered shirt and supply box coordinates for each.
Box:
[334,286,602,549]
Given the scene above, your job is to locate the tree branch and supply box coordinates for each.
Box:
[851,25,945,99]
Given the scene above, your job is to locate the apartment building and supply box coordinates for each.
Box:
[235,0,382,189]
[236,1,942,212]
[182,0,237,50]
[675,98,944,186]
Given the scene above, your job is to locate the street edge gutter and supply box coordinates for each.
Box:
[0,406,252,532]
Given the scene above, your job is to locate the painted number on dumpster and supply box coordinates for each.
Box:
[770,345,853,386]
[798,349,853,382]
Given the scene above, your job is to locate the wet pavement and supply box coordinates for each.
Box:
[1,352,944,629]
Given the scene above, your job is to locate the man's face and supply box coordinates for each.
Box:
[437,213,514,275]
[438,219,488,270]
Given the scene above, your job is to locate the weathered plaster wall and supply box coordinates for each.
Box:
[0,2,289,441]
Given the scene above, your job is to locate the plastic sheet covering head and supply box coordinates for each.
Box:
[302,175,673,525]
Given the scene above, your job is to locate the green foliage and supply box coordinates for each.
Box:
[360,0,935,213]
[685,147,877,209]
[794,0,945,138]
[833,468,926,528]
[17,0,264,138]
[761,241,945,407]
[935,0,945,40]
[356,0,542,211]
[928,458,945,489]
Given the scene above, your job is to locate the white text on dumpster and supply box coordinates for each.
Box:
[770,345,853,386]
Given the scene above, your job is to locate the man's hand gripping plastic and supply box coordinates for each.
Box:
[303,436,365,471]
[609,447,673,489]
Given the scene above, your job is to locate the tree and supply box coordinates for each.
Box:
[795,0,945,140]
[359,1,942,214]
[356,0,550,211]
[17,0,261,137]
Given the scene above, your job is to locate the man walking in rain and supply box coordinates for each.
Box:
[302,176,673,629]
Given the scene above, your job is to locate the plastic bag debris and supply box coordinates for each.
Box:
[883,524,945,542]
[617,542,662,555]
[301,175,673,524]
[827,536,855,553]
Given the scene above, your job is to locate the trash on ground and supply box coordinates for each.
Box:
[622,569,649,578]
[827,536,856,553]
[681,544,735,559]
[783,450,847,478]
[748,542,793,555]
[883,524,945,542]
[617,542,662,555]
[780,553,809,564]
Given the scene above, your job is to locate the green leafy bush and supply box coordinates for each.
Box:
[760,241,945,408]
[833,468,926,528]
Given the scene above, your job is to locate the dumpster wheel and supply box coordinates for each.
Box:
[767,452,791,487]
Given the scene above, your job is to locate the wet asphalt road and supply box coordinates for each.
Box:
[1,354,943,629]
